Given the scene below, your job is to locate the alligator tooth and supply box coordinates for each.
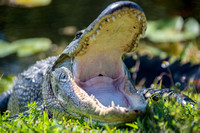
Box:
[96,29,99,35]
[134,44,138,48]
[135,13,137,16]
[93,33,96,40]
[106,18,110,22]
[112,16,115,22]
[99,111,103,115]
[138,14,141,21]
[90,94,95,100]
[117,106,121,111]
[111,101,115,107]
[136,38,140,44]
[89,36,92,40]
[99,110,106,116]
[91,100,96,107]
[122,11,125,14]
[84,41,87,44]
[119,107,126,113]
[95,107,100,113]
[143,22,146,27]
[99,25,102,29]
[82,47,85,51]
[118,13,121,17]
[142,30,146,38]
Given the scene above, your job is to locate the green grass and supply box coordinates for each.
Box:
[0,92,199,133]
[0,32,199,132]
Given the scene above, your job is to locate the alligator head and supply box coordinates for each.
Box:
[43,1,147,126]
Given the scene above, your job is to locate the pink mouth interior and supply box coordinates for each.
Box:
[75,75,129,107]
[73,51,131,107]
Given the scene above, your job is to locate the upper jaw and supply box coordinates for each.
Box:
[62,1,147,57]
[71,0,147,82]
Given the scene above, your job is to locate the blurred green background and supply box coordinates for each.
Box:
[0,0,200,92]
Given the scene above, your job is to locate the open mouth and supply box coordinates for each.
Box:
[48,1,147,124]
[72,3,146,108]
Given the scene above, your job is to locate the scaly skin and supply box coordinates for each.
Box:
[0,1,194,126]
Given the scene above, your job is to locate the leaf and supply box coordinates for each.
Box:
[13,38,52,57]
[11,0,51,7]
[0,41,18,57]
[126,122,139,129]
[146,16,200,42]
[0,38,52,57]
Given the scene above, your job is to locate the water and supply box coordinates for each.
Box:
[0,0,200,75]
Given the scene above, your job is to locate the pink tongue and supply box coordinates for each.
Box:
[78,76,128,107]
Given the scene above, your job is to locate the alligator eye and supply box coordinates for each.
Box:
[75,32,83,39]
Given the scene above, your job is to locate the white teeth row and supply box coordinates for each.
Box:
[134,12,141,21]
[88,12,145,41]
[97,106,128,116]
[75,10,147,56]
[90,95,131,115]
[110,101,122,109]
[66,42,79,55]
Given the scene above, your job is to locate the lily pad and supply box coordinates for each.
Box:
[146,17,200,43]
[10,0,52,7]
[13,38,52,57]
[0,38,51,58]
[0,41,18,57]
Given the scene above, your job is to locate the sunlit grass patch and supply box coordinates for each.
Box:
[127,92,200,132]
[0,92,199,132]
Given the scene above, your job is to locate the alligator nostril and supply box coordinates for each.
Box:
[133,26,136,29]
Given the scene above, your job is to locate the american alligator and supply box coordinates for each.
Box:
[0,1,195,126]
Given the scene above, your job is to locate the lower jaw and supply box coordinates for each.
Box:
[76,76,129,107]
